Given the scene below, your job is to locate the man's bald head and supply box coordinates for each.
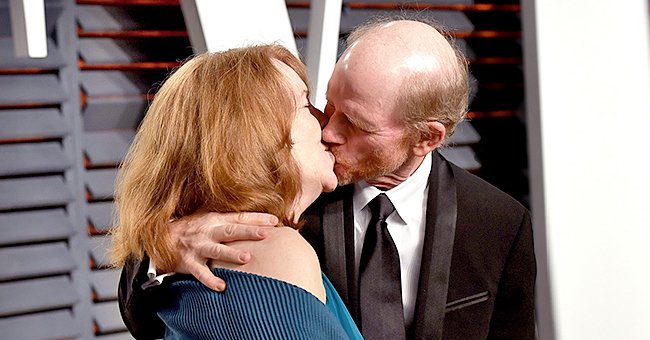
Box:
[344,20,456,74]
[337,19,469,141]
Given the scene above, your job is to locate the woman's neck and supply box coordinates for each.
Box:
[291,189,320,224]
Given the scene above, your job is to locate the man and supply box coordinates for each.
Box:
[119,19,536,339]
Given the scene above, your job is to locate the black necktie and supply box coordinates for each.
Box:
[359,194,406,339]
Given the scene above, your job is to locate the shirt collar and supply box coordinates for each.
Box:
[353,152,432,223]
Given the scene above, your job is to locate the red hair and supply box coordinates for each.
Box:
[111,45,309,271]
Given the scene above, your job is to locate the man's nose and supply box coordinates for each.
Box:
[322,114,344,145]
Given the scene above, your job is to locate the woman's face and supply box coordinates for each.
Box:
[272,60,338,197]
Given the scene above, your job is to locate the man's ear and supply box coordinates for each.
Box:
[412,121,446,157]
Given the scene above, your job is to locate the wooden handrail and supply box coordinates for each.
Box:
[0,103,59,110]
[0,68,58,75]
[286,2,520,12]
[467,110,517,119]
[79,60,181,71]
[78,0,521,12]
[78,29,188,38]
[77,0,179,6]
[454,31,521,39]
[84,154,125,169]
[294,30,521,39]
[471,57,522,65]
[87,223,107,236]
[478,82,524,90]
[84,93,156,100]
[0,136,62,144]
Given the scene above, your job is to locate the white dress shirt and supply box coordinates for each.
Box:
[352,153,431,329]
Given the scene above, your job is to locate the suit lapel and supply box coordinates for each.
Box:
[412,151,458,339]
[320,185,358,320]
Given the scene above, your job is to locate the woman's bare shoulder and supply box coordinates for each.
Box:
[213,227,326,303]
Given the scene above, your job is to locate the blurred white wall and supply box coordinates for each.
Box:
[523,0,650,339]
[180,0,297,54]
[9,0,47,58]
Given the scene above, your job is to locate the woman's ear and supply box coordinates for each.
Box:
[412,121,446,157]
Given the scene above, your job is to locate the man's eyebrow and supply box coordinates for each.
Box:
[344,111,376,132]
[324,97,375,132]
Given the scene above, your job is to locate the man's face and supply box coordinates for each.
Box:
[321,64,413,186]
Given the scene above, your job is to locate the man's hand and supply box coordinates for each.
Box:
[169,212,278,291]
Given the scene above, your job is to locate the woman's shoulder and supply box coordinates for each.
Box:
[215,226,326,303]
[265,226,319,259]
[254,227,326,301]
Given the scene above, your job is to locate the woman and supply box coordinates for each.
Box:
[110,45,362,339]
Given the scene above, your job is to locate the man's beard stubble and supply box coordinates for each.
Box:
[330,143,411,186]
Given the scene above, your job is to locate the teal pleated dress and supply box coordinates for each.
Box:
[158,268,363,339]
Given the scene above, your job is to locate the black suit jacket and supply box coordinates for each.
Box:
[119,151,536,339]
